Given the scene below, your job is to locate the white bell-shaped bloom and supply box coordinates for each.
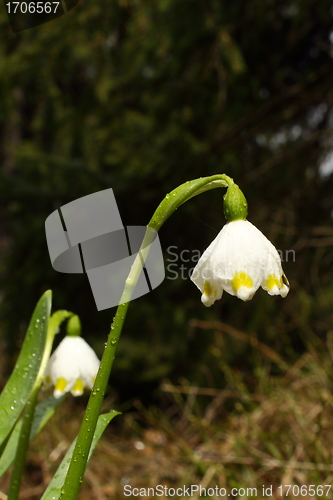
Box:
[191,220,289,307]
[44,336,100,398]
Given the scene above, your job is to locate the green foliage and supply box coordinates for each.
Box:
[40,411,121,500]
[0,394,65,477]
[0,291,51,446]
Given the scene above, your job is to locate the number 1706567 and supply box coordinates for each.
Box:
[278,485,331,497]
[5,2,59,14]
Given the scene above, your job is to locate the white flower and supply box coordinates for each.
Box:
[191,219,289,307]
[44,336,100,398]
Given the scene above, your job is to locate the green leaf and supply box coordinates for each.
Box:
[0,291,52,447]
[0,394,65,477]
[41,411,121,500]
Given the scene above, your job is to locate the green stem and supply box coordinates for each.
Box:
[148,174,233,231]
[60,174,234,500]
[7,385,40,500]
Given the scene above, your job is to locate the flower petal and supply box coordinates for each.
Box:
[54,377,67,399]
[261,247,289,298]
[191,219,290,305]
[45,336,100,397]
[231,272,256,300]
[71,379,85,397]
[200,280,223,307]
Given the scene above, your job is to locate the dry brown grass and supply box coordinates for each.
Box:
[1,327,333,499]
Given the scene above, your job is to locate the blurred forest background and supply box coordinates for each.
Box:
[2,1,333,496]
[1,0,333,409]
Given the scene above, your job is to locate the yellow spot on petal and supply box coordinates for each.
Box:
[72,379,84,396]
[232,272,253,292]
[266,274,282,290]
[54,377,67,394]
[203,281,212,297]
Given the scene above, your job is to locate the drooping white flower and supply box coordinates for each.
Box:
[191,219,289,307]
[44,336,100,398]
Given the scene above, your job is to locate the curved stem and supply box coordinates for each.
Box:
[148,174,233,231]
[60,174,234,500]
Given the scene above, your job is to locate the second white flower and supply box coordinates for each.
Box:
[44,336,100,398]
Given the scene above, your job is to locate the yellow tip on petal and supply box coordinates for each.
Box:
[71,379,84,396]
[201,281,218,307]
[54,377,67,398]
[231,272,253,292]
[266,274,282,291]
[236,286,254,301]
[265,274,289,297]
[203,281,212,297]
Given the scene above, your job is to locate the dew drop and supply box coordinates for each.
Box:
[110,337,117,346]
